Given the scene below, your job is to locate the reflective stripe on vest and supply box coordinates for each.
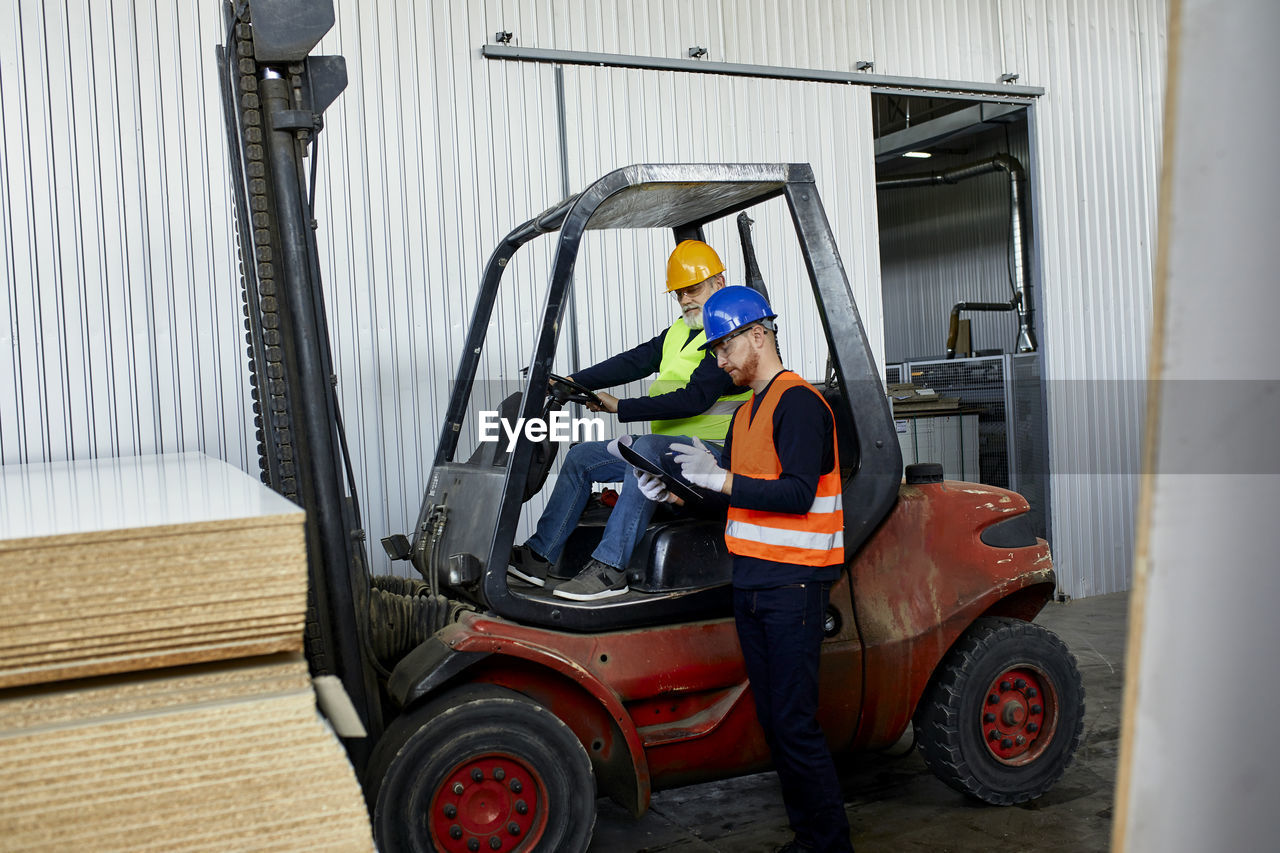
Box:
[725,371,844,567]
[724,520,845,553]
[648,317,752,441]
[704,398,747,416]
[807,493,843,514]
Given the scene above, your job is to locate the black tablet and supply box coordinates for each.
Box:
[611,436,702,504]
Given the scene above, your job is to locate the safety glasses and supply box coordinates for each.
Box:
[708,326,754,360]
[671,279,712,302]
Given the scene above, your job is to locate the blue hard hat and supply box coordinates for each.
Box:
[699,285,777,350]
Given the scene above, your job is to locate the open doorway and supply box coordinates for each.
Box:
[872,92,1051,542]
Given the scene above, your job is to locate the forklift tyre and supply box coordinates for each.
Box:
[366,683,596,852]
[914,617,1085,805]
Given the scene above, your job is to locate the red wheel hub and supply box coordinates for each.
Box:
[429,754,548,852]
[980,666,1057,765]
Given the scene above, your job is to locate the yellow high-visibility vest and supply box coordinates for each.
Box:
[648,317,750,441]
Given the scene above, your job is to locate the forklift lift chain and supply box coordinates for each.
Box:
[222,3,467,690]
[227,10,298,501]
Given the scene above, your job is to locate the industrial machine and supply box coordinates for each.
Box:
[218,3,1083,851]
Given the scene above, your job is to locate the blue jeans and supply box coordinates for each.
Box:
[526,434,721,570]
[734,582,853,853]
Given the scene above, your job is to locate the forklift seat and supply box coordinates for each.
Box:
[465,392,558,501]
[818,382,860,479]
[557,509,733,595]
[625,516,733,593]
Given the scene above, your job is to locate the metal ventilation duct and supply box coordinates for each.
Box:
[878,154,1036,356]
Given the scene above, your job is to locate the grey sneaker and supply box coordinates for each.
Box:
[507,544,551,587]
[552,558,629,601]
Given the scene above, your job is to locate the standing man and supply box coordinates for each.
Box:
[670,286,854,853]
[507,241,749,601]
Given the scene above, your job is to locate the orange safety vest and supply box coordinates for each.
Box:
[725,371,844,567]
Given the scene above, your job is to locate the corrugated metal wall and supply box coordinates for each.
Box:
[0,1,567,558]
[870,0,1006,80]
[309,4,564,546]
[1021,0,1166,598]
[2,0,1165,598]
[1,0,251,469]
[559,65,881,384]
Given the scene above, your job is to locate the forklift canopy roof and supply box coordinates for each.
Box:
[509,163,805,241]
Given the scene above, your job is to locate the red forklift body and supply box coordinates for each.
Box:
[385,479,1053,815]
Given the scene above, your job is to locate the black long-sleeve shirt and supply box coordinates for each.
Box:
[723,371,840,589]
[572,325,746,424]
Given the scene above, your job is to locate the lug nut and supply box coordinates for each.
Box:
[453,783,465,795]
[493,768,505,781]
[444,805,457,819]
[1027,722,1039,733]
[1000,681,1012,692]
[472,768,484,782]
[1000,738,1013,749]
[1027,687,1038,698]
[450,826,463,840]
[509,779,523,793]
[983,712,996,723]
[1031,704,1043,715]
[515,800,528,815]
[490,837,502,850]
[1016,736,1026,746]
[1015,678,1027,689]
[988,729,999,741]
[508,822,521,835]
[467,839,480,852]
[987,694,999,705]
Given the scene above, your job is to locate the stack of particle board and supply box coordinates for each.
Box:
[0,654,372,851]
[0,453,372,851]
[0,453,308,687]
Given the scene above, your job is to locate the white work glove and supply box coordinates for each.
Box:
[671,437,728,493]
[635,470,676,503]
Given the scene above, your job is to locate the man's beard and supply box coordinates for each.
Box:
[684,307,704,330]
[731,348,760,384]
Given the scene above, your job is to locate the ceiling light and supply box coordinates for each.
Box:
[903,151,932,159]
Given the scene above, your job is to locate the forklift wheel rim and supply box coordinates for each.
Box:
[428,752,548,852]
[980,664,1059,766]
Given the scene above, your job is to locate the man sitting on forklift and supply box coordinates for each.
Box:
[507,240,750,601]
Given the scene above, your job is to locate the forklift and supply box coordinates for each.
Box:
[218,3,1083,851]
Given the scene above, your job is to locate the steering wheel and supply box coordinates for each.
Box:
[547,372,604,408]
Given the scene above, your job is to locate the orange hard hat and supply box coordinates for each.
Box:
[666,240,725,292]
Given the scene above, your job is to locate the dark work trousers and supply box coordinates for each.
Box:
[734,582,854,853]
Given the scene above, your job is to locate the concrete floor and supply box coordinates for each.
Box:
[588,592,1129,852]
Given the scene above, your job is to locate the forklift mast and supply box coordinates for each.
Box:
[216,0,380,770]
